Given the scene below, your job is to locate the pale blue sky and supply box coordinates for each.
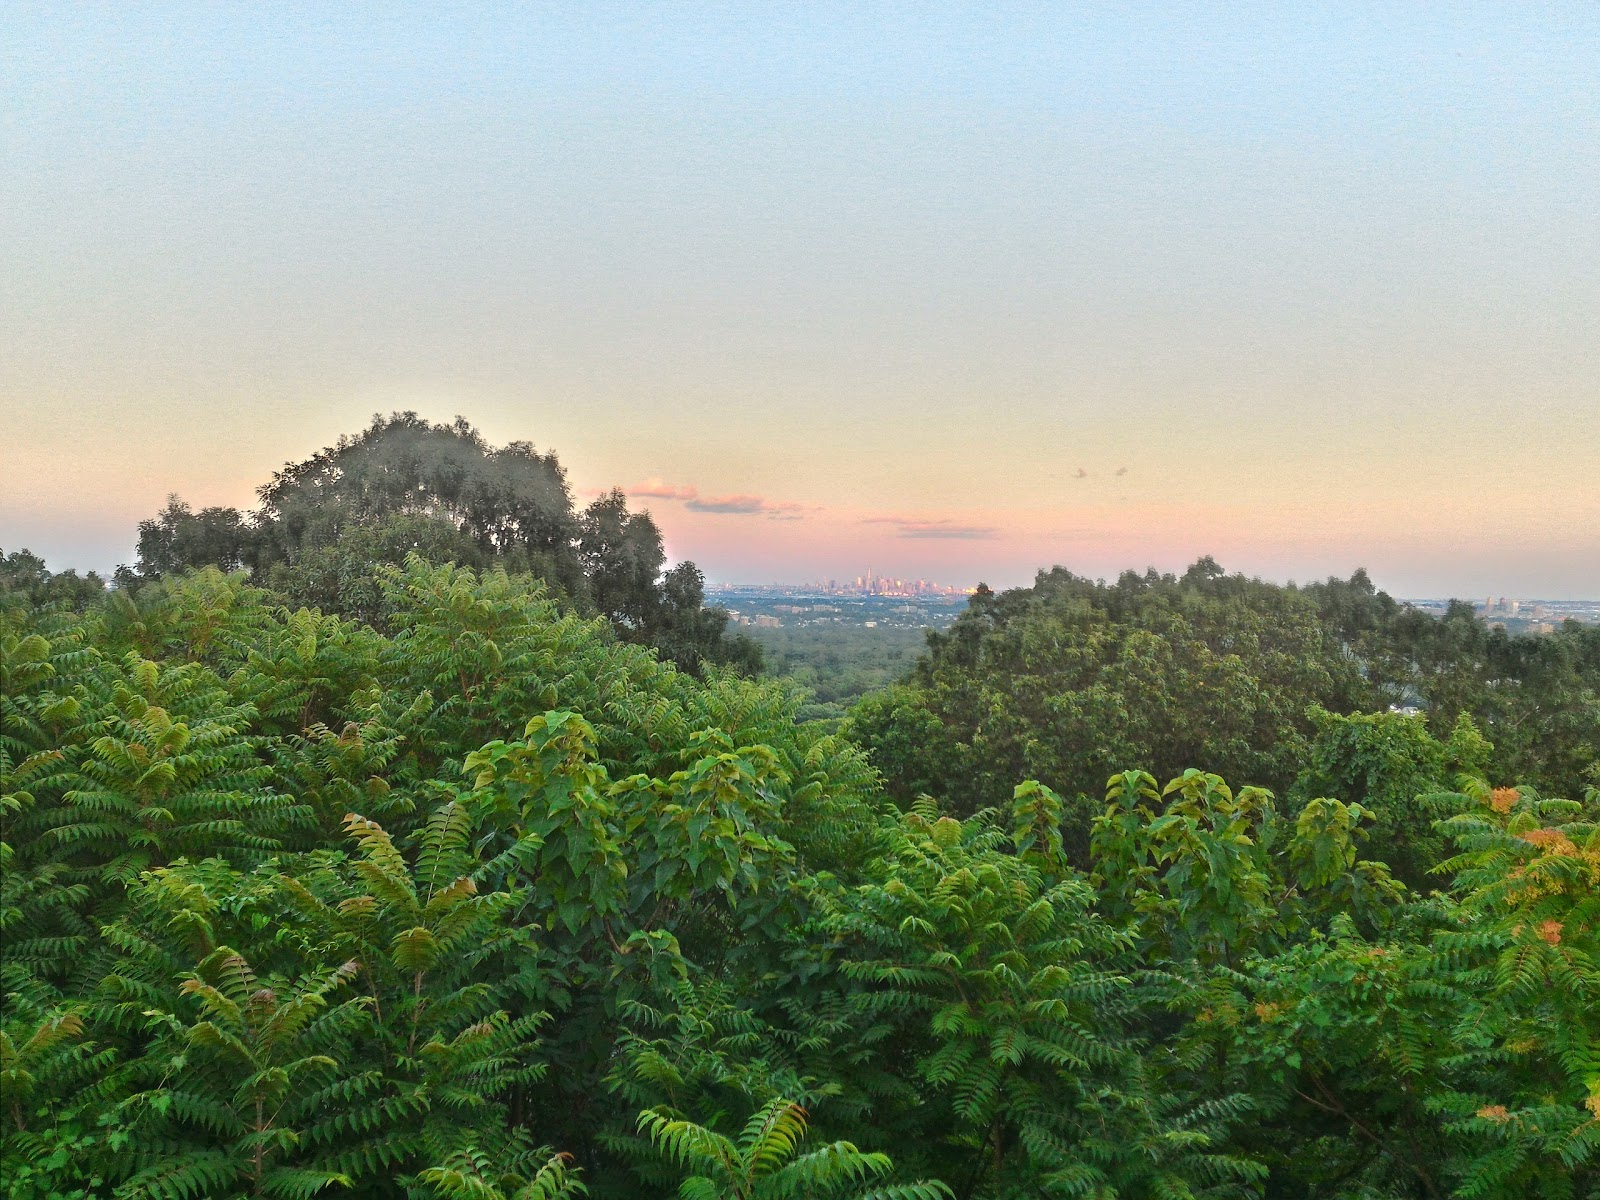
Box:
[4,4,1597,593]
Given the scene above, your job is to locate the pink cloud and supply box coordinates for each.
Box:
[626,477,700,501]
[687,493,765,513]
[606,477,814,520]
[686,494,811,519]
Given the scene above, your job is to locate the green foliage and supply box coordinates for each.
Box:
[4,551,1599,1199]
[1290,707,1490,886]
[251,413,577,580]
[1198,779,1600,1198]
[1301,580,1600,798]
[121,413,761,674]
[579,489,667,633]
[852,562,1600,862]
[1429,784,1600,1189]
[419,1147,586,1200]
[262,512,495,625]
[808,793,1263,1196]
[1286,796,1406,927]
[638,1098,949,1200]
[850,563,1367,843]
[2,547,108,611]
[136,497,252,577]
[748,623,931,720]
[0,558,862,1195]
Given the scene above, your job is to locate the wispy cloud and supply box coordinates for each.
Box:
[610,477,811,520]
[626,477,700,500]
[863,515,1000,540]
[899,522,999,539]
[686,493,764,514]
[686,493,809,519]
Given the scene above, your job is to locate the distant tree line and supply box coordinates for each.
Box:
[748,622,930,722]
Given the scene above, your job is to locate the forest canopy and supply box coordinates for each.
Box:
[2,528,1598,1197]
[852,562,1599,851]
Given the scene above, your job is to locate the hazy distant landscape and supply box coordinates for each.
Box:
[1413,596,1600,636]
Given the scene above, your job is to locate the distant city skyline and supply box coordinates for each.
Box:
[4,6,1598,596]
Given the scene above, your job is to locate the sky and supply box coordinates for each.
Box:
[3,3,1597,596]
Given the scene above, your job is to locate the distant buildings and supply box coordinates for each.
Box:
[710,573,976,600]
[1458,596,1598,634]
[829,568,969,597]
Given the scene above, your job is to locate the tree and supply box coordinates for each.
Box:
[578,490,665,634]
[7,545,1599,1198]
[809,791,1263,1196]
[135,497,251,577]
[252,413,578,581]
[1,548,107,611]
[851,561,1367,842]
[651,562,762,677]
[1290,706,1491,886]
[126,415,763,674]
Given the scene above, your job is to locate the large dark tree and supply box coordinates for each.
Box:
[1301,572,1600,795]
[855,561,1600,839]
[127,413,760,674]
[251,412,581,587]
[579,488,667,632]
[651,560,763,676]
